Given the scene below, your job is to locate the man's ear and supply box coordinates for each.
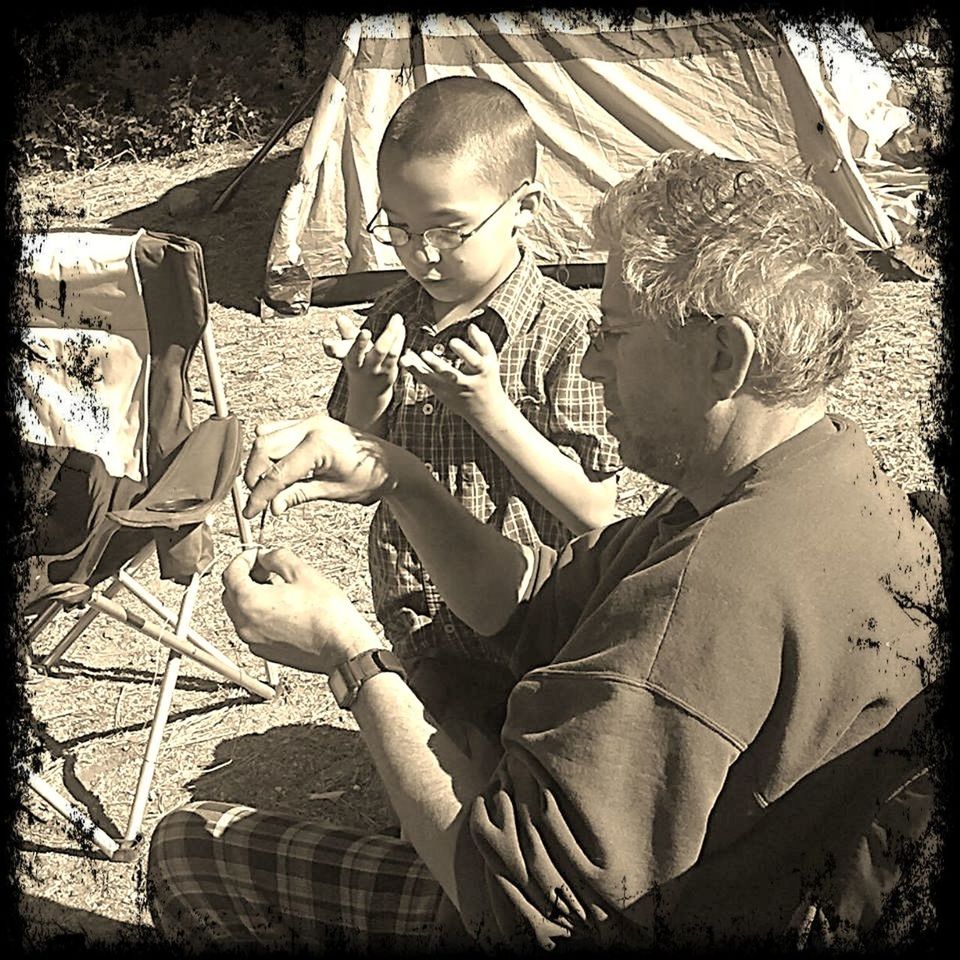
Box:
[514,181,544,232]
[708,315,755,399]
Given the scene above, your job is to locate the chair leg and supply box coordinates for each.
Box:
[39,579,127,670]
[118,573,202,857]
[25,769,120,859]
[26,601,63,646]
[264,659,282,686]
[203,326,281,688]
[38,543,155,671]
[83,593,275,701]
[115,570,237,671]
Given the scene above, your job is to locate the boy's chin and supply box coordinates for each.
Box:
[416,277,463,301]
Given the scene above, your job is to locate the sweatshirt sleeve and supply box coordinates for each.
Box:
[450,672,741,949]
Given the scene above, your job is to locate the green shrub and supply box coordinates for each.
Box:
[16,13,350,173]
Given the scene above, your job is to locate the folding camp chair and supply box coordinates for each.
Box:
[17,228,279,861]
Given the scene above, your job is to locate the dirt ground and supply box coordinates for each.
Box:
[14,138,945,946]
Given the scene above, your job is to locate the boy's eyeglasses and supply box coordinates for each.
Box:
[586,313,725,352]
[366,181,531,251]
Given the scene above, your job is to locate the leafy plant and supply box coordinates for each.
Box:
[15,14,350,173]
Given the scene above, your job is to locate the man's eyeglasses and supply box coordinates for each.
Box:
[585,318,625,354]
[586,313,725,352]
[366,181,530,251]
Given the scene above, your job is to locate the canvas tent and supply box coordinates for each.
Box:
[258,11,928,314]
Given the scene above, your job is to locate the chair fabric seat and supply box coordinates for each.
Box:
[20,229,235,609]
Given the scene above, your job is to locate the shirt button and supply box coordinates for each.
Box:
[422,402,434,415]
[432,342,446,356]
[444,624,456,635]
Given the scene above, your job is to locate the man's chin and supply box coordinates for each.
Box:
[617,437,679,484]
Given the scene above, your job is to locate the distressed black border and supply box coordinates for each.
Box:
[3,1,955,957]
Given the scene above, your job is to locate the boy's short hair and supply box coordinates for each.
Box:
[378,76,537,193]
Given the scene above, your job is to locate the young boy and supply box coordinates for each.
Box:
[325,76,621,744]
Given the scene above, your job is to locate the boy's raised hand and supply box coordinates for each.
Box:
[400,323,508,423]
[324,313,407,430]
[323,313,407,390]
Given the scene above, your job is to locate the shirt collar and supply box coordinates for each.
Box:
[409,247,544,344]
[689,415,846,518]
[484,247,545,340]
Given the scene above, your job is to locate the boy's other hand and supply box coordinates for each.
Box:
[399,323,507,423]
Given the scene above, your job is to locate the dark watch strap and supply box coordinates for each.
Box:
[328,648,407,710]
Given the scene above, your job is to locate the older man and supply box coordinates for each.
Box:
[147,152,940,952]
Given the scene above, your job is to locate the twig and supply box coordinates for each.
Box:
[201,758,234,775]
[113,684,128,727]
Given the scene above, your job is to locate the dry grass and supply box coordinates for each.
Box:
[14,143,944,945]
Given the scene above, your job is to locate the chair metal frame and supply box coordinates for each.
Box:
[21,232,280,860]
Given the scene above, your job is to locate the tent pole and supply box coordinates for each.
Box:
[211,20,363,213]
[210,81,327,214]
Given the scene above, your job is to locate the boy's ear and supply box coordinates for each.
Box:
[514,181,544,232]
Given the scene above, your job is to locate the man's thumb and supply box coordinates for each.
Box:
[256,546,301,583]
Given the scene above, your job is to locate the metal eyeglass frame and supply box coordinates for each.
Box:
[366,181,531,251]
[586,313,725,352]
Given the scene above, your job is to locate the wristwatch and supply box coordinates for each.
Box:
[328,648,407,710]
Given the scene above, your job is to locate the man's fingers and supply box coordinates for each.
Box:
[270,480,332,515]
[245,421,308,491]
[254,546,302,583]
[222,548,260,594]
[254,420,302,438]
[244,441,326,518]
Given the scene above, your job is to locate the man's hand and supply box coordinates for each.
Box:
[400,323,508,424]
[243,415,396,519]
[221,547,379,674]
[323,314,406,427]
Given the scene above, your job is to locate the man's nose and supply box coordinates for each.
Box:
[580,340,607,383]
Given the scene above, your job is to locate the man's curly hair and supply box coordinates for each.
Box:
[592,150,878,405]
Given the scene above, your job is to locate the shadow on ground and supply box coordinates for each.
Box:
[106,150,301,313]
[19,894,157,950]
[186,722,390,830]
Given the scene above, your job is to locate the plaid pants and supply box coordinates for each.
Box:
[147,802,448,954]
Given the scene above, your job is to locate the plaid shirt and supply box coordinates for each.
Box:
[328,249,621,663]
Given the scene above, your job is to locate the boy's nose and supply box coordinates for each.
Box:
[410,237,441,265]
